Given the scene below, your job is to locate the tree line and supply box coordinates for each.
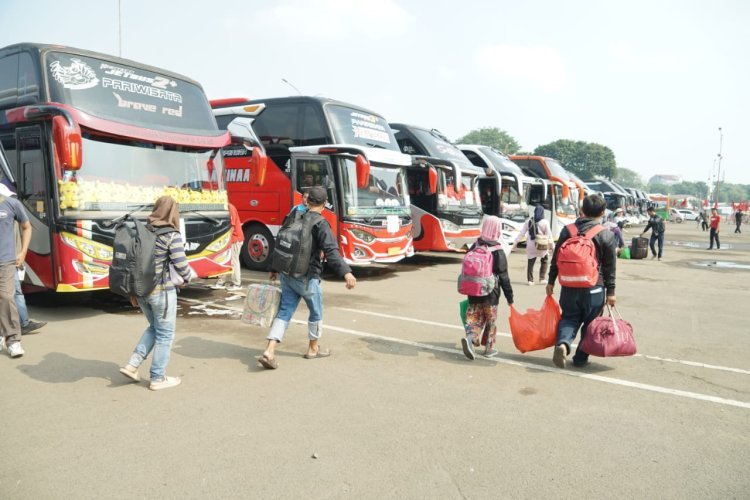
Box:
[456,127,749,202]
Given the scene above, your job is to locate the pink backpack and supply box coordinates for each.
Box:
[457,244,502,296]
[556,224,604,288]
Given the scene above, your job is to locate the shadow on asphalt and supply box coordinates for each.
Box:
[16,352,131,387]
[173,335,293,372]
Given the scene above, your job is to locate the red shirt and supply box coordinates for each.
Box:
[229,203,244,243]
[709,214,721,230]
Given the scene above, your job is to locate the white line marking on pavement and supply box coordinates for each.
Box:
[180,297,750,409]
[335,307,750,376]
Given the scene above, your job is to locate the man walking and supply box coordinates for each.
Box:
[708,208,721,249]
[734,209,743,234]
[546,194,617,369]
[641,207,665,261]
[0,183,32,358]
[212,202,244,291]
[259,186,356,369]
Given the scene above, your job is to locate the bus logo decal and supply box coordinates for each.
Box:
[50,58,100,90]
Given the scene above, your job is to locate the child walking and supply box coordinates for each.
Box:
[460,216,514,360]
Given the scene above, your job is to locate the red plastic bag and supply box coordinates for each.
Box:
[580,305,636,357]
[509,295,561,353]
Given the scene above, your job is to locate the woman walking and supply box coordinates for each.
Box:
[512,205,553,285]
[460,216,514,360]
[119,196,194,390]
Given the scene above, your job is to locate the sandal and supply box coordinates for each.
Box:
[258,355,278,370]
[303,348,331,359]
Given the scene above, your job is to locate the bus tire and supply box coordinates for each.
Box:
[241,223,274,271]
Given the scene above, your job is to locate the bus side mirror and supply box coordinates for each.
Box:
[453,164,462,191]
[53,116,82,170]
[355,154,370,189]
[250,146,268,187]
[427,166,438,195]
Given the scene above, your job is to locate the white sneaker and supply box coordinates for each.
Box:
[210,282,226,290]
[225,285,243,292]
[149,376,181,391]
[8,342,25,358]
[528,281,535,286]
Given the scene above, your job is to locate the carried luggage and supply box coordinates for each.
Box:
[580,305,636,357]
[241,283,282,328]
[271,210,322,277]
[508,295,561,353]
[556,224,604,288]
[630,237,648,259]
[618,247,631,259]
[457,243,503,296]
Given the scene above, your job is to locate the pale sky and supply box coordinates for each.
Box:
[1,0,748,184]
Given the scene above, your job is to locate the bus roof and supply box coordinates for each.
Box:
[214,95,387,119]
[0,42,205,89]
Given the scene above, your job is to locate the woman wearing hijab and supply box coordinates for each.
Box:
[511,205,553,286]
[119,196,194,391]
[460,216,514,360]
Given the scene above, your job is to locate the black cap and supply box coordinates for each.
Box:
[307,186,327,205]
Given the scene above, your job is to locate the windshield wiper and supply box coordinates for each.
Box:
[101,204,153,228]
[182,209,221,226]
[365,142,386,149]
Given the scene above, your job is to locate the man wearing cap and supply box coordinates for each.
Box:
[259,186,357,369]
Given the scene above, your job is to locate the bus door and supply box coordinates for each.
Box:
[291,154,338,236]
[15,125,54,289]
[477,175,499,216]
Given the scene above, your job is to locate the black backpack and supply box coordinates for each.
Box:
[271,210,322,278]
[109,215,176,297]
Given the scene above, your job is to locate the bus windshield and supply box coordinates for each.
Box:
[499,176,529,222]
[554,186,577,216]
[479,146,524,177]
[340,160,409,217]
[545,159,570,182]
[439,171,481,213]
[326,105,400,152]
[412,129,473,168]
[57,136,226,216]
[46,51,220,136]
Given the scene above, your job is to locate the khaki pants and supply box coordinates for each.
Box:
[0,262,21,344]
[218,241,242,286]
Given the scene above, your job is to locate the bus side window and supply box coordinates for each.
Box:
[17,126,48,221]
[17,52,40,105]
[0,53,19,109]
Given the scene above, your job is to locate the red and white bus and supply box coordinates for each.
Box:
[390,124,490,251]
[211,96,414,271]
[0,43,233,292]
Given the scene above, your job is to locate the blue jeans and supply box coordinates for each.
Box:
[267,274,323,342]
[649,232,664,258]
[14,275,29,326]
[556,286,605,364]
[128,289,177,380]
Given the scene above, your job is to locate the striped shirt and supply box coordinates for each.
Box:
[153,231,192,292]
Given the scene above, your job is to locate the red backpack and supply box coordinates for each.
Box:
[556,224,604,288]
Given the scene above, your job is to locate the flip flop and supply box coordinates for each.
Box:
[258,355,278,370]
[303,348,331,359]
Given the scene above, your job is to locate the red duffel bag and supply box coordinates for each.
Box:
[580,305,636,357]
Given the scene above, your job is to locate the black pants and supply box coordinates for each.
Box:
[709,228,721,249]
[649,232,664,258]
[735,221,741,233]
[527,255,549,282]
[701,221,708,231]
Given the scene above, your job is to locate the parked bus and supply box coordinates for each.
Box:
[0,43,233,292]
[511,155,577,238]
[389,124,490,251]
[211,96,414,270]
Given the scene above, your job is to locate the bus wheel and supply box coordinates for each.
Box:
[241,224,274,271]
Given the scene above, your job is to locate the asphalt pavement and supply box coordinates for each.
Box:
[1,220,748,499]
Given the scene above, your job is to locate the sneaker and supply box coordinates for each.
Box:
[210,282,226,290]
[149,376,181,391]
[651,254,657,260]
[460,336,476,361]
[528,281,534,286]
[8,342,25,358]
[119,364,141,382]
[21,320,47,335]
[225,285,243,292]
[483,348,499,358]
[658,257,662,261]
[572,358,589,368]
[553,344,568,368]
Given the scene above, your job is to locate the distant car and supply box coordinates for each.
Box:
[676,209,698,221]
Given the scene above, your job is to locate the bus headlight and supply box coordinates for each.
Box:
[61,232,113,261]
[350,229,375,243]
[440,220,460,232]
[206,231,232,252]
